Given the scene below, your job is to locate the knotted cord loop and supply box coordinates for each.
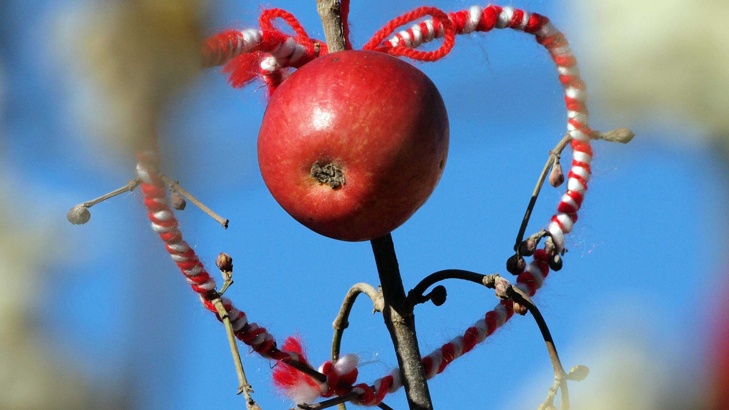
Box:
[363,6,455,61]
[212,8,325,94]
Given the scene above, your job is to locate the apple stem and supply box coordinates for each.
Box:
[370,234,434,410]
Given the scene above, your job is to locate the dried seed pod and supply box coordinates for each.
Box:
[506,254,526,275]
[67,204,91,225]
[216,252,233,272]
[512,302,528,315]
[549,162,564,187]
[548,253,563,271]
[597,127,635,144]
[429,285,447,306]
[171,192,187,210]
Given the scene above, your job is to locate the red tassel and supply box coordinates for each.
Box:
[272,336,322,405]
[223,52,265,88]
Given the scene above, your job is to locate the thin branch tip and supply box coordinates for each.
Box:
[68,178,142,225]
[160,175,229,228]
[331,283,381,361]
[316,0,347,52]
[513,133,571,250]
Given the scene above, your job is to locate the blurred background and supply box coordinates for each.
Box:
[1,0,727,409]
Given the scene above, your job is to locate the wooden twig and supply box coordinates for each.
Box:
[160,175,229,228]
[371,234,433,410]
[331,283,383,362]
[514,133,571,250]
[329,283,383,410]
[210,294,259,409]
[83,178,140,208]
[510,286,572,410]
[407,269,490,307]
[316,0,347,52]
[67,179,141,224]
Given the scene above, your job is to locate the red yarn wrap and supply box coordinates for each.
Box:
[362,6,456,61]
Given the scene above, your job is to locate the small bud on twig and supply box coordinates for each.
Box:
[67,204,91,224]
[549,162,564,187]
[216,252,234,272]
[594,127,635,144]
[506,254,526,275]
[160,175,229,228]
[429,285,447,306]
[548,253,563,271]
[66,179,140,225]
[513,302,528,315]
[171,192,187,210]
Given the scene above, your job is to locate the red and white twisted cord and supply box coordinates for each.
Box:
[373,4,592,253]
[202,9,326,93]
[135,151,311,366]
[202,28,264,67]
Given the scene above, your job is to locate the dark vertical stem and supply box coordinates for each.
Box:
[370,234,433,410]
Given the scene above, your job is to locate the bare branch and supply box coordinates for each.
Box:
[205,254,259,408]
[510,286,584,410]
[67,179,140,224]
[331,283,383,362]
[210,296,258,405]
[160,174,229,228]
[407,269,490,307]
[316,0,346,52]
[371,234,433,410]
[85,178,141,208]
[209,295,258,408]
[514,133,571,250]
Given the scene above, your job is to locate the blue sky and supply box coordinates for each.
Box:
[2,0,726,409]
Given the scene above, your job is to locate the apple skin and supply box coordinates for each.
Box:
[258,50,449,241]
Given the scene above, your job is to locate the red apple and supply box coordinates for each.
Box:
[258,50,449,241]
